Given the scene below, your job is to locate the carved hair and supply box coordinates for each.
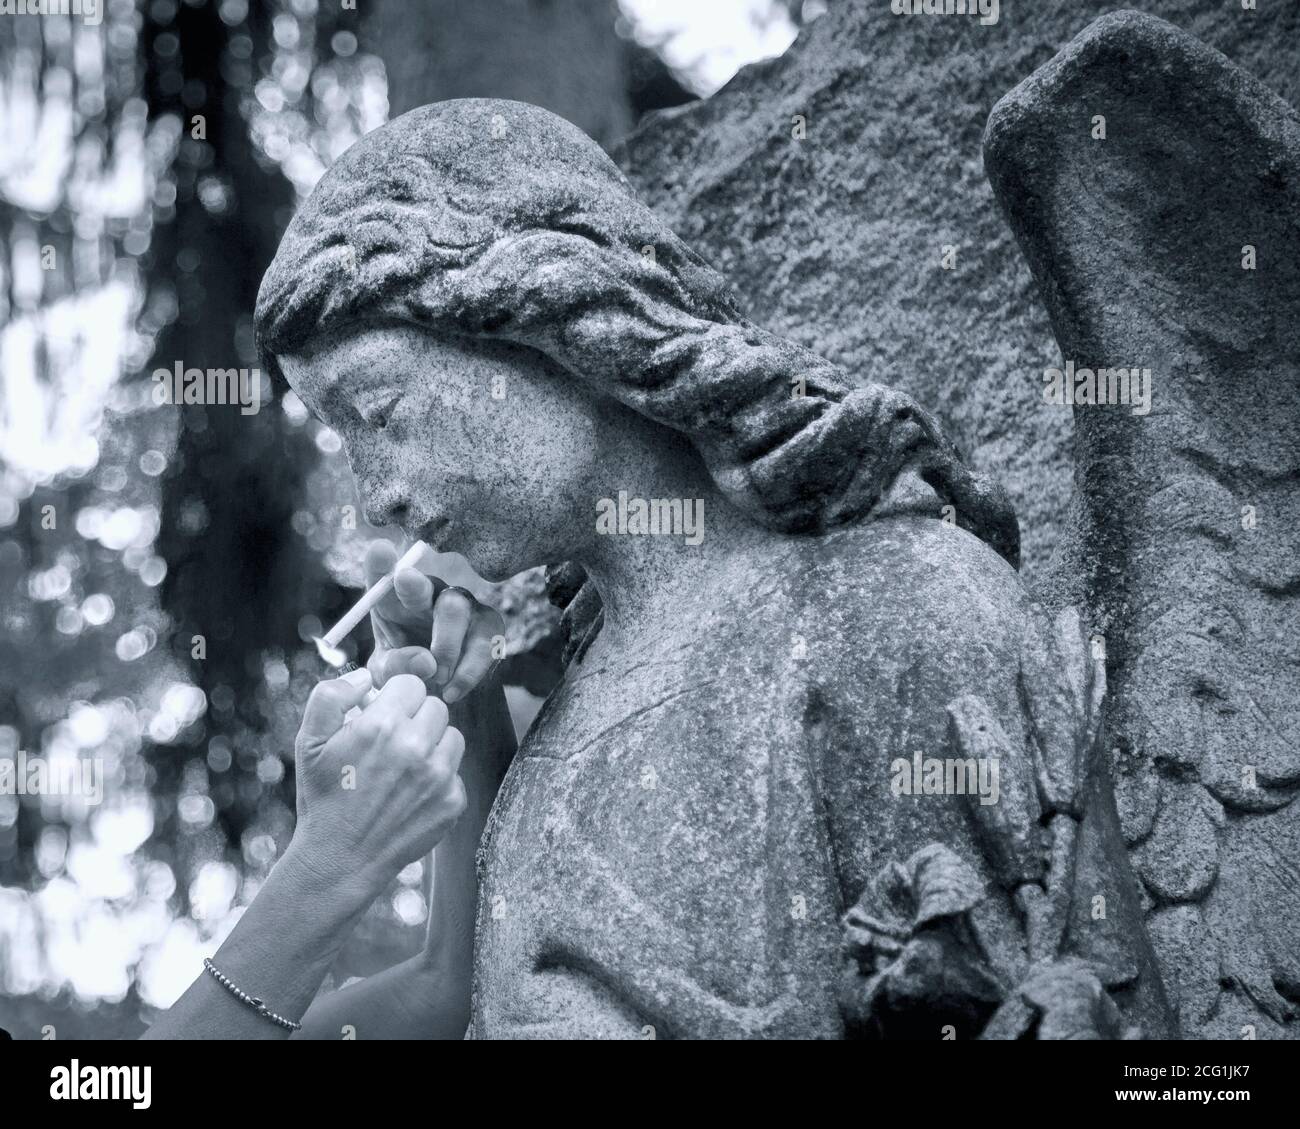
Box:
[256,99,1017,564]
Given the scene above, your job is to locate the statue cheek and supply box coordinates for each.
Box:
[344,436,394,490]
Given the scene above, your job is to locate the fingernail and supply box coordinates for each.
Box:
[443,687,461,704]
[412,653,436,678]
[342,668,372,687]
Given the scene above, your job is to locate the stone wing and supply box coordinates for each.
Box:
[984,12,1300,1038]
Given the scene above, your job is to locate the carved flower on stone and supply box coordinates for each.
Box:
[840,844,1005,1039]
[840,844,1142,1039]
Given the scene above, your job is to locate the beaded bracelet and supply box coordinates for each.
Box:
[202,958,302,1031]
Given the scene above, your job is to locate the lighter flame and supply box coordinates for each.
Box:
[313,636,348,668]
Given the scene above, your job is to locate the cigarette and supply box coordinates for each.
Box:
[320,541,428,652]
[312,541,428,714]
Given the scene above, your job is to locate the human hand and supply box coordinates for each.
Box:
[291,670,466,894]
[363,540,506,705]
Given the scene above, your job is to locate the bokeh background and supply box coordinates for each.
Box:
[0,0,826,1038]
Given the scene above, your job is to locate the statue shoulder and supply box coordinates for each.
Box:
[788,515,1029,690]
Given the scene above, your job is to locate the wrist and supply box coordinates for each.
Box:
[277,839,377,916]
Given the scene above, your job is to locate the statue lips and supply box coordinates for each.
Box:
[418,514,452,552]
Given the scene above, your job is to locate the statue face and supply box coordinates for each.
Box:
[278,323,615,580]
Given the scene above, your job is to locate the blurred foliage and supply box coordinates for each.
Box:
[0,0,405,1038]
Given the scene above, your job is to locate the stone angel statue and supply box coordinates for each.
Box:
[250,11,1294,1040]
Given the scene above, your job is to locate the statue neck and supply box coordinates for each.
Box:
[576,462,772,643]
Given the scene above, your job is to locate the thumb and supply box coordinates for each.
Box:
[298,669,373,748]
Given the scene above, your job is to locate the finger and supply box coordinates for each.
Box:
[369,607,400,651]
[364,539,411,626]
[409,695,451,748]
[299,669,373,746]
[366,644,388,684]
[394,567,434,614]
[364,538,397,584]
[430,588,473,686]
[429,723,466,777]
[372,645,437,689]
[361,672,427,725]
[441,622,496,705]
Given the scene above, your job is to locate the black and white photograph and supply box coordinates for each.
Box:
[0,0,1296,1092]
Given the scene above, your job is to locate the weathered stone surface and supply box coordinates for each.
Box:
[1146,905,1219,1032]
[946,695,1045,889]
[618,0,1300,586]
[1112,751,1160,846]
[1014,958,1140,1041]
[1203,802,1300,1027]
[1133,783,1222,904]
[985,10,1300,1035]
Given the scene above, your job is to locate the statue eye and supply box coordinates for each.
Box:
[365,393,402,430]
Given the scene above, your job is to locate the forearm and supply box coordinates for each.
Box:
[143,847,372,1040]
[290,837,482,1041]
[425,674,517,994]
[293,953,470,1040]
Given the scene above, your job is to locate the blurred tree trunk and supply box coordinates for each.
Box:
[371,0,637,148]
[144,0,335,861]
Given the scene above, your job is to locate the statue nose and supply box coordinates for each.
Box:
[365,495,409,528]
